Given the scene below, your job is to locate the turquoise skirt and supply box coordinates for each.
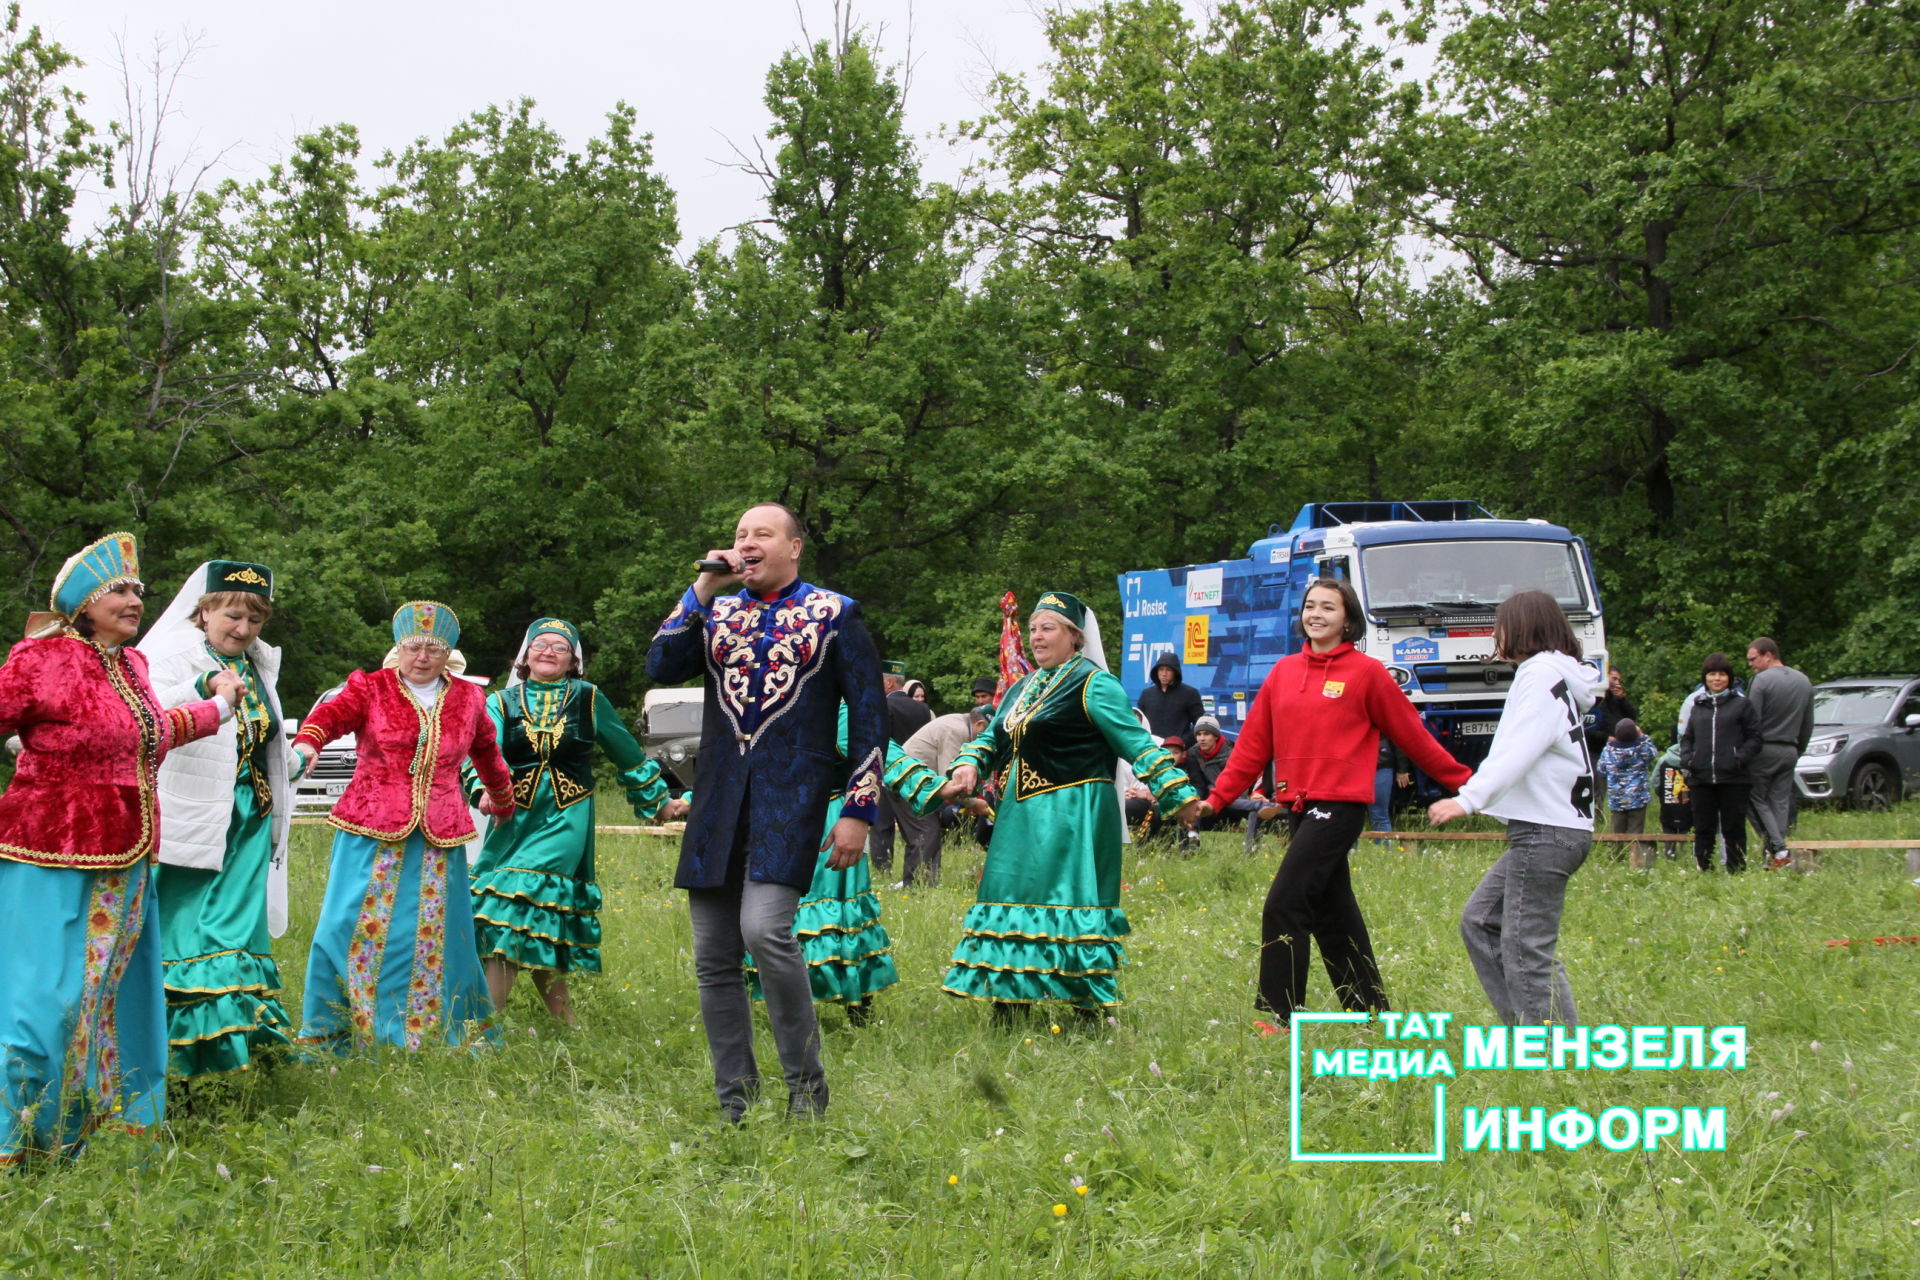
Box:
[0,858,167,1164]
[156,780,291,1076]
[299,831,493,1052]
[746,796,898,1005]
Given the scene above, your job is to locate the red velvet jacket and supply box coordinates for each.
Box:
[295,668,512,847]
[0,635,225,870]
[1204,642,1471,810]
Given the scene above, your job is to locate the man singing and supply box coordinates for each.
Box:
[646,503,886,1120]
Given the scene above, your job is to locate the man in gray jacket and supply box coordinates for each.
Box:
[1745,637,1815,869]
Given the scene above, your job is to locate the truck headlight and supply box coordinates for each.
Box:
[668,746,687,762]
[1804,737,1844,758]
[1387,665,1413,688]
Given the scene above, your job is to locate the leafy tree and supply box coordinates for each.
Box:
[1395,0,1920,681]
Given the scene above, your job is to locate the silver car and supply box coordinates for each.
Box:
[1795,676,1920,810]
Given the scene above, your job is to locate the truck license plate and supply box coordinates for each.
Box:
[1458,720,1500,736]
[326,781,349,796]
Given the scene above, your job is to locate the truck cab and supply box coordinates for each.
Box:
[1118,501,1606,773]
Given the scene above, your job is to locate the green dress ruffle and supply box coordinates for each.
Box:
[466,681,667,974]
[897,657,1195,1009]
[747,704,899,1005]
[157,654,293,1077]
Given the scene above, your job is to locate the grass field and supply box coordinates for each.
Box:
[6,802,1920,1278]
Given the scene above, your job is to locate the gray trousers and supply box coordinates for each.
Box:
[1748,743,1799,854]
[688,879,825,1118]
[1460,819,1591,1026]
[871,789,942,884]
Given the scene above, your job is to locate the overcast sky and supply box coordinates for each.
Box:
[46,1,1106,250]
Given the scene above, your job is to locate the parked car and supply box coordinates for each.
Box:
[290,673,492,818]
[1795,676,1920,810]
[641,687,702,794]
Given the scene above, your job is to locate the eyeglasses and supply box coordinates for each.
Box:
[527,641,572,654]
[398,640,448,654]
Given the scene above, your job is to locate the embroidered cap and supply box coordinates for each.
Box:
[881,659,907,678]
[526,617,580,650]
[206,559,273,599]
[1032,590,1087,630]
[51,532,142,618]
[392,600,460,649]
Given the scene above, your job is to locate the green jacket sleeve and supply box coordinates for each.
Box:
[462,694,509,807]
[1087,669,1196,816]
[593,687,668,821]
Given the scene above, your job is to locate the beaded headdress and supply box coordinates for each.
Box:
[51,532,142,619]
[392,600,460,649]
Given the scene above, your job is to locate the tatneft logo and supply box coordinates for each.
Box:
[1288,1013,1739,1162]
[1185,566,1224,609]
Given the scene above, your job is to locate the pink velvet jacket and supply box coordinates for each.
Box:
[0,635,224,870]
[295,668,513,847]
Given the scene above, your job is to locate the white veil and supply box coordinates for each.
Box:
[1079,605,1136,846]
[139,562,216,664]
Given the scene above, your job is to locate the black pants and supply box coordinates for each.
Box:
[1691,782,1751,872]
[1258,801,1387,1020]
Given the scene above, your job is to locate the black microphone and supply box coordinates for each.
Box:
[694,558,734,574]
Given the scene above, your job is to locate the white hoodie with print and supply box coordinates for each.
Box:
[1454,650,1600,829]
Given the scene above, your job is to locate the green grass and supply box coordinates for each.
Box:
[7,802,1920,1278]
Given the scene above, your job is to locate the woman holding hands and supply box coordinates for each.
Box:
[1195,578,1470,1029]
[290,602,515,1051]
[909,591,1201,1019]
[0,534,241,1163]
[465,618,677,1026]
[1429,590,1598,1026]
[141,560,296,1077]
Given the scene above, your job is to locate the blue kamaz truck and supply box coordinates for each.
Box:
[1116,501,1607,773]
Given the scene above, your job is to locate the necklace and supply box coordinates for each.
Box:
[1004,656,1081,740]
[518,680,573,758]
[207,645,272,753]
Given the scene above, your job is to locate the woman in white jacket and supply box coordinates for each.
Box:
[138,561,293,1075]
[1429,590,1598,1026]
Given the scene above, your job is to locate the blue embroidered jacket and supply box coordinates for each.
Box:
[646,576,887,890]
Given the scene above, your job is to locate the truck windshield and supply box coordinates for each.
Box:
[1811,685,1900,726]
[1360,540,1588,612]
[646,700,703,737]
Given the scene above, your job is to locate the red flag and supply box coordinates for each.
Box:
[996,590,1032,705]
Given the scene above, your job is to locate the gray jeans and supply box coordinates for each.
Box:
[1748,743,1799,854]
[688,879,825,1118]
[1460,820,1591,1026]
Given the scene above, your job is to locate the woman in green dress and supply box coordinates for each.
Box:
[141,561,294,1077]
[894,591,1201,1019]
[465,618,678,1025]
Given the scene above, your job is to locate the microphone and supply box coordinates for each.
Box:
[694,558,735,574]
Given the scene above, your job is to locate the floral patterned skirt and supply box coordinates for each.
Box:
[0,859,167,1164]
[298,831,492,1052]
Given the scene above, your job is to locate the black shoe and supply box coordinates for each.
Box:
[846,999,872,1028]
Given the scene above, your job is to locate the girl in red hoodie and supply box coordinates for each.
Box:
[1198,579,1470,1026]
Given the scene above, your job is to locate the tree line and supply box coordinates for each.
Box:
[1,0,1914,718]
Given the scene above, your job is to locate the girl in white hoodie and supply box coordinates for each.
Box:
[1429,590,1598,1026]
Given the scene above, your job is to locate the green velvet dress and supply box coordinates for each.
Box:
[890,657,1195,1009]
[156,653,293,1076]
[465,680,667,974]
[747,703,899,1005]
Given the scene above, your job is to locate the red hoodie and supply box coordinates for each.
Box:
[1204,642,1470,810]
